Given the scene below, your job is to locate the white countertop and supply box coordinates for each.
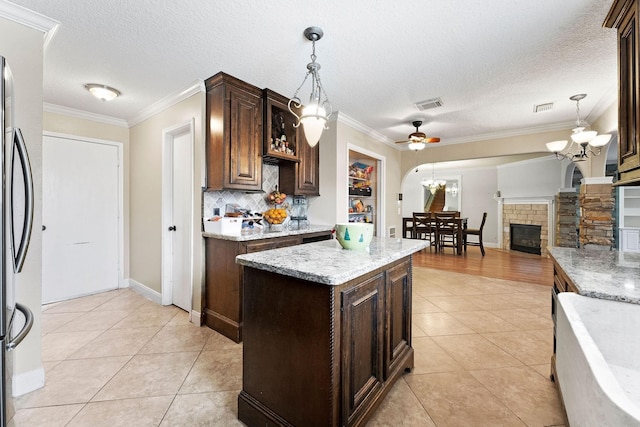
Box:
[236,237,428,285]
[549,246,640,304]
[203,224,334,241]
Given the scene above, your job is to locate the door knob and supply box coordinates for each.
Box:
[168,225,176,231]
[42,225,46,231]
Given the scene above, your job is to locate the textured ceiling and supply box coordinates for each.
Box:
[12,0,618,148]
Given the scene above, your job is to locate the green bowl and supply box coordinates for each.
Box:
[335,223,374,250]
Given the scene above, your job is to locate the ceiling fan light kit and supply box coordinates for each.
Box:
[288,26,333,148]
[546,94,611,162]
[396,120,440,151]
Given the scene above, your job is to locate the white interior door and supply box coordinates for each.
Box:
[42,135,121,303]
[162,123,193,312]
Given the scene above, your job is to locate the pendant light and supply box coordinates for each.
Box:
[421,164,447,195]
[288,26,333,147]
[546,94,611,162]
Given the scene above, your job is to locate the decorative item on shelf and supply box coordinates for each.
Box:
[421,163,446,195]
[288,26,333,148]
[546,94,612,162]
[270,111,295,155]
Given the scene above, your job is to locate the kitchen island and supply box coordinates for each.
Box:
[549,246,640,304]
[203,225,333,342]
[235,237,428,427]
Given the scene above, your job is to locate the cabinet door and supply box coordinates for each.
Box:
[341,273,385,425]
[279,136,320,196]
[608,1,640,184]
[225,85,263,190]
[384,260,412,379]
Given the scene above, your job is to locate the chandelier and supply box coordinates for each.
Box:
[288,26,333,148]
[421,164,446,195]
[546,94,611,162]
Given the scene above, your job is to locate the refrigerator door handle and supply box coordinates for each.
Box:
[6,303,33,351]
[12,128,34,273]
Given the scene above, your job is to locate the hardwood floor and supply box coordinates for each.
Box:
[412,246,554,285]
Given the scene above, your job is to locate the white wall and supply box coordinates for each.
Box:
[497,156,565,198]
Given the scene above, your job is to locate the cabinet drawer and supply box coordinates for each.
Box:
[244,236,302,253]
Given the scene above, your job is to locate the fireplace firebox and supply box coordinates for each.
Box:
[510,224,541,255]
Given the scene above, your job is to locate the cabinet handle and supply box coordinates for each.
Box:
[168,225,176,231]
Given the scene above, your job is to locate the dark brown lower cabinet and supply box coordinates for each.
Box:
[204,231,332,343]
[238,257,414,427]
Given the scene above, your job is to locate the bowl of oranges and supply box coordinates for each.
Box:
[263,207,288,232]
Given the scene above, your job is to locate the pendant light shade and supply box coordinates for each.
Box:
[300,104,327,147]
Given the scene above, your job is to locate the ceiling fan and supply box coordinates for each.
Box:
[395,120,440,150]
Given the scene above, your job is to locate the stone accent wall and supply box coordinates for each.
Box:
[579,183,614,248]
[556,192,578,247]
[503,204,549,256]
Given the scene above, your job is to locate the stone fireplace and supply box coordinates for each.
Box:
[501,200,551,257]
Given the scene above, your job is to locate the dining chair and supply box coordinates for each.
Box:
[463,212,487,256]
[436,214,459,254]
[412,212,436,251]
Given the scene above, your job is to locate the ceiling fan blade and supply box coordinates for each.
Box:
[426,137,440,143]
[395,140,410,144]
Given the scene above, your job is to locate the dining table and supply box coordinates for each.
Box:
[403,215,467,255]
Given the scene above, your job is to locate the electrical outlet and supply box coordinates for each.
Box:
[214,207,220,216]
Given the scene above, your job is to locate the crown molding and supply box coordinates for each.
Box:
[127,80,205,127]
[335,112,395,147]
[0,1,60,50]
[44,103,129,128]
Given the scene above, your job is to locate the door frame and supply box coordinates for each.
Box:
[42,131,125,288]
[346,144,386,237]
[161,119,194,312]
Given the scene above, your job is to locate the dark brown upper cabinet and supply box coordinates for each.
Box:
[605,0,640,185]
[263,89,300,163]
[205,72,263,191]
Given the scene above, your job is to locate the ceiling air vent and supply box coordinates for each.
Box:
[533,102,554,113]
[414,97,443,111]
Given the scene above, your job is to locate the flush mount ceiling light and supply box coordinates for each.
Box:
[546,94,611,162]
[85,83,121,102]
[288,26,333,148]
[421,164,447,195]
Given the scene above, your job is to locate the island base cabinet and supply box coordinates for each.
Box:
[204,231,331,343]
[238,257,414,427]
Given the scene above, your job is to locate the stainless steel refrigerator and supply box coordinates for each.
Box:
[0,56,35,426]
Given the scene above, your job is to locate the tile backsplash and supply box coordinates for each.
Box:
[203,163,288,217]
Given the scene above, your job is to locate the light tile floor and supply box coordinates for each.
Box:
[12,266,566,426]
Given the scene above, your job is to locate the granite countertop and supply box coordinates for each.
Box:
[236,237,428,286]
[203,224,334,241]
[549,246,640,304]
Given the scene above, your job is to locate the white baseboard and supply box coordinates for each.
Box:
[190,310,202,326]
[128,279,162,305]
[13,366,45,397]
[119,277,130,288]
